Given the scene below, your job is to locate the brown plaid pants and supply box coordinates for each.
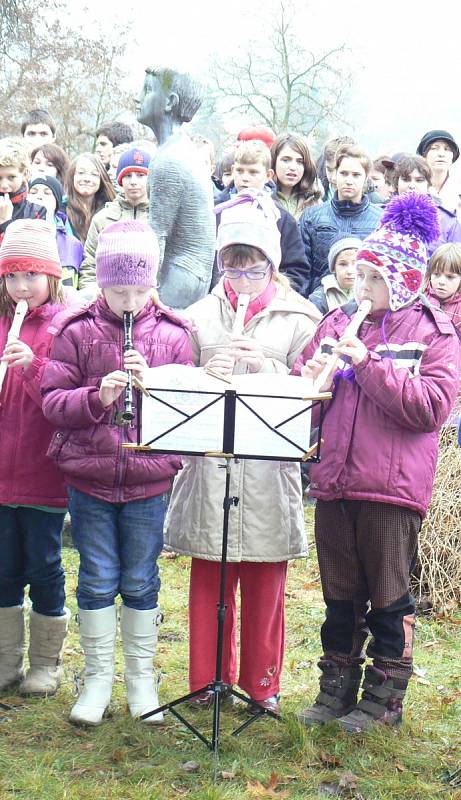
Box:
[314,499,421,679]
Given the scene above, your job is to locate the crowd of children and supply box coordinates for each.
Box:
[0,109,460,738]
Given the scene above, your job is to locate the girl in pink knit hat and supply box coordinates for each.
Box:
[41,220,193,727]
[0,219,71,700]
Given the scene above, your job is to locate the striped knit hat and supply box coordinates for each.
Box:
[0,219,62,278]
[356,193,440,311]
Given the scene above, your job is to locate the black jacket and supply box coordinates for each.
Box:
[0,186,47,241]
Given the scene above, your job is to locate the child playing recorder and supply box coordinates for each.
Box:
[41,220,193,726]
[295,193,460,732]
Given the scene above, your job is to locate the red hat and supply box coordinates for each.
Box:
[0,219,62,278]
[237,126,277,148]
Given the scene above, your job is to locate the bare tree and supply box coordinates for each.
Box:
[0,0,132,153]
[209,0,352,136]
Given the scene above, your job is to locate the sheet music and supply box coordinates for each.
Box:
[141,366,225,451]
[140,365,315,457]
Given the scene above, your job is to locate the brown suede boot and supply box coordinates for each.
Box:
[298,658,363,727]
[338,664,408,733]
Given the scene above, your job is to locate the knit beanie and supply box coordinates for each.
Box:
[356,193,440,311]
[116,148,151,185]
[215,189,281,270]
[416,130,459,162]
[0,219,62,278]
[328,236,363,272]
[95,220,159,288]
[28,175,63,211]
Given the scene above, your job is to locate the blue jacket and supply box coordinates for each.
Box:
[213,183,309,295]
[299,193,383,296]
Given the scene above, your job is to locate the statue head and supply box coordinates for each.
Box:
[137,67,203,135]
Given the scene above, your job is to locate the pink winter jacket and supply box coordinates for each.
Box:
[0,303,67,508]
[41,296,193,502]
[293,299,460,517]
[425,286,461,339]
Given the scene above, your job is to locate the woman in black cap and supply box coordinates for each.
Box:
[416,130,460,217]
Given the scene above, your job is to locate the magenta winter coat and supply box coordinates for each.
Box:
[0,303,67,508]
[425,286,461,339]
[293,300,460,516]
[41,295,193,503]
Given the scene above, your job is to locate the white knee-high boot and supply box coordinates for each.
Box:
[69,606,117,726]
[0,606,25,691]
[120,605,164,724]
[20,608,71,696]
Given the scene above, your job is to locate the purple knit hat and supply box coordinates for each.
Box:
[96,221,159,288]
[356,193,440,311]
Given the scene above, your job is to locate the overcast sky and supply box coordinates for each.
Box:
[78,0,461,163]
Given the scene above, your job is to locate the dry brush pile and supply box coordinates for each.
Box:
[412,425,461,612]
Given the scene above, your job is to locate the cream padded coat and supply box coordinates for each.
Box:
[164,280,318,562]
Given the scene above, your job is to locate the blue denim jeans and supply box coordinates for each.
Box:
[67,487,165,611]
[0,505,66,616]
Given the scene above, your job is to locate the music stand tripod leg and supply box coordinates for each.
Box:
[140,455,237,752]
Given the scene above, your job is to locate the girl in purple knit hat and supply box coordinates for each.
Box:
[42,220,193,727]
[294,193,460,733]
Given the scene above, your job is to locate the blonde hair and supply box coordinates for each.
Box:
[335,144,372,175]
[0,137,31,176]
[0,275,65,317]
[234,141,271,171]
[426,243,461,287]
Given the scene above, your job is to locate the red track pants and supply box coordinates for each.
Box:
[188,558,287,701]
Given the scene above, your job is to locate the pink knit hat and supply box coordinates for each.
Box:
[215,189,281,270]
[0,219,62,278]
[95,221,159,288]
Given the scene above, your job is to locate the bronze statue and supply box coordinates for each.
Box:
[136,68,215,308]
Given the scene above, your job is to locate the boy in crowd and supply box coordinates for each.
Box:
[0,137,46,242]
[190,134,223,201]
[214,140,309,294]
[317,136,356,202]
[20,109,56,152]
[391,155,461,257]
[95,122,134,168]
[299,144,383,295]
[78,147,151,288]
[217,147,237,188]
[308,236,361,317]
[369,157,393,200]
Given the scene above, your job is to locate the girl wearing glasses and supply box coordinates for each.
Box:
[165,190,318,714]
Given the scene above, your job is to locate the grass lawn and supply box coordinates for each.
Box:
[0,511,460,800]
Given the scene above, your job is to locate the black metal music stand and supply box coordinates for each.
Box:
[128,378,329,752]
